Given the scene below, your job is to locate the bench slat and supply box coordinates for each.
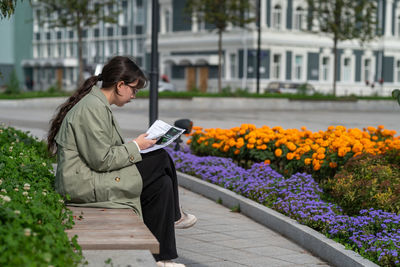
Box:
[66,207,159,254]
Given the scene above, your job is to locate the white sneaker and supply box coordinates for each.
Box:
[156,260,186,267]
[174,207,197,229]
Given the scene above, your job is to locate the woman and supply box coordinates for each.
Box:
[47,56,195,267]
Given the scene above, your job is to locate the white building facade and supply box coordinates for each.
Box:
[22,0,400,96]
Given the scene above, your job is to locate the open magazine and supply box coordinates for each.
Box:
[141,120,185,153]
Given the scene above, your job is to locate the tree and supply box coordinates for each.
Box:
[36,0,120,86]
[185,0,255,93]
[306,0,377,96]
[0,0,21,19]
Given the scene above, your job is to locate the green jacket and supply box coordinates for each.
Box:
[55,86,143,216]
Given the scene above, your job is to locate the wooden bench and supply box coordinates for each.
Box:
[65,207,159,254]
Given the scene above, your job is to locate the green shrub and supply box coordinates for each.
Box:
[0,126,82,266]
[322,152,400,215]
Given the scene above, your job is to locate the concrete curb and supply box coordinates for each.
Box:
[177,171,379,267]
[0,97,397,112]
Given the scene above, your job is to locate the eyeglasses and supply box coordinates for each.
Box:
[125,83,139,95]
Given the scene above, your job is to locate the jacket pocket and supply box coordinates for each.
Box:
[63,164,96,203]
[94,165,142,202]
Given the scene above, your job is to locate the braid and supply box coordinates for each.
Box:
[47,75,100,154]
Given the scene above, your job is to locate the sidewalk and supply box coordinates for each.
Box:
[176,187,330,267]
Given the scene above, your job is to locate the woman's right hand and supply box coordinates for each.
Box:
[134,133,157,150]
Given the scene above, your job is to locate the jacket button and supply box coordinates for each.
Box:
[129,155,134,161]
[115,177,121,182]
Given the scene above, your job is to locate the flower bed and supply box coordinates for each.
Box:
[0,126,82,266]
[166,147,400,266]
[189,125,400,180]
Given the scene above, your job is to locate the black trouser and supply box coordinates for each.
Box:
[136,149,181,261]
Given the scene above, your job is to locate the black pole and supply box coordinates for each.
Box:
[256,0,261,94]
[149,0,159,126]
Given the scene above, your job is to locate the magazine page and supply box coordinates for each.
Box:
[141,120,185,153]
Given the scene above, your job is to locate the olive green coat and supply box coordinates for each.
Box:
[55,86,143,216]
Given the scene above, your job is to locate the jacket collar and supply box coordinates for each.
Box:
[90,85,112,112]
[90,85,125,143]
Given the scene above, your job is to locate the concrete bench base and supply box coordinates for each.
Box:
[81,250,156,267]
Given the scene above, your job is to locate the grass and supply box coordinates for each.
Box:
[0,89,394,101]
[0,91,72,99]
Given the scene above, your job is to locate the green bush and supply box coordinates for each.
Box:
[0,126,82,266]
[322,152,400,215]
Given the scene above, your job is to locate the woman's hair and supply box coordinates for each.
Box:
[47,56,148,154]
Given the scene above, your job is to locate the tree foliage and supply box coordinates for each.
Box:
[306,0,377,96]
[0,0,21,19]
[185,0,255,93]
[36,0,121,86]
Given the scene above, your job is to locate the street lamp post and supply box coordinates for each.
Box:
[149,0,159,126]
[256,0,261,94]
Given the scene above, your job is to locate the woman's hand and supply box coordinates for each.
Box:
[134,133,157,150]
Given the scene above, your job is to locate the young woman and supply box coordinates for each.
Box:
[47,56,196,267]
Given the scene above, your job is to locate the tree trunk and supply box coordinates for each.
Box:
[333,35,338,97]
[77,14,84,87]
[217,29,223,93]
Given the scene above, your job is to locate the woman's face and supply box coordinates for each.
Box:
[114,80,139,106]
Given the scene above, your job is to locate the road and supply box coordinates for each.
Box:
[0,98,399,140]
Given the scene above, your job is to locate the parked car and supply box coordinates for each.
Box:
[265,82,315,95]
[158,80,176,92]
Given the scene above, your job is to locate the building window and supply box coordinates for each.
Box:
[94,28,100,37]
[82,29,87,38]
[107,27,113,36]
[35,32,40,40]
[122,40,129,54]
[57,31,62,39]
[294,7,305,30]
[107,40,115,56]
[69,30,74,39]
[165,9,171,32]
[57,44,62,57]
[230,53,237,78]
[364,59,371,82]
[397,15,400,36]
[121,26,128,35]
[343,57,351,82]
[136,25,143,34]
[322,57,330,81]
[46,32,51,40]
[136,0,143,8]
[68,43,74,57]
[294,55,303,80]
[272,54,281,79]
[137,38,144,53]
[47,44,51,58]
[396,60,400,82]
[272,5,282,29]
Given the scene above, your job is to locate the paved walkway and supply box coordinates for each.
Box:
[175,187,330,267]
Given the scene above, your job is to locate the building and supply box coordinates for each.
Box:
[0,1,33,89]
[3,0,400,95]
[158,0,400,96]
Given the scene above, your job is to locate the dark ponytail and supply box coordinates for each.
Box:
[47,75,100,154]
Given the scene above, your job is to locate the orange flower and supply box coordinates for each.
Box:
[234,149,240,155]
[304,158,311,165]
[264,159,271,165]
[187,139,192,144]
[247,144,254,149]
[329,162,338,168]
[275,148,282,157]
[286,153,295,160]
